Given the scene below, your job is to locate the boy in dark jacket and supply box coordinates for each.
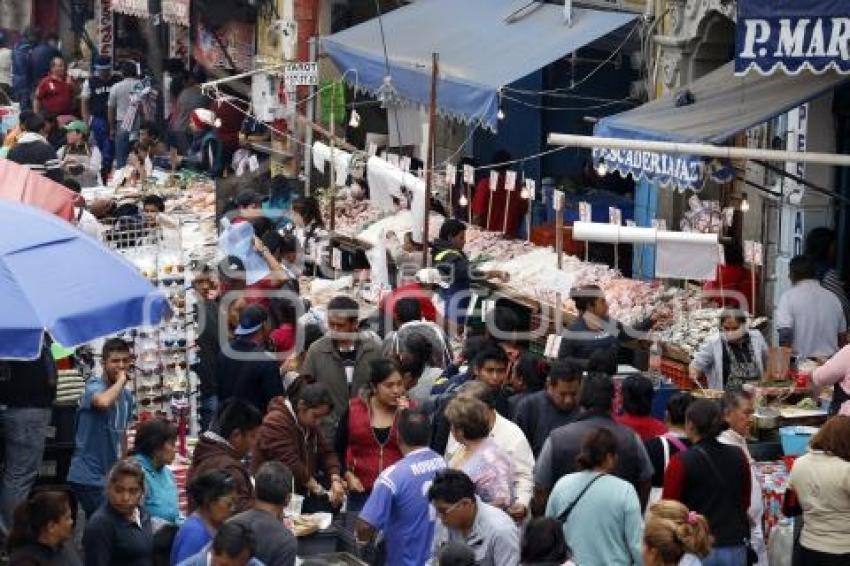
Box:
[188,399,262,514]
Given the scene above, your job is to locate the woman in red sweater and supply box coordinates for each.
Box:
[335,359,409,514]
[703,241,754,311]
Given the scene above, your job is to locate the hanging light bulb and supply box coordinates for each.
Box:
[596,161,608,176]
[497,108,505,120]
[348,109,361,128]
[520,187,529,199]
[740,192,750,212]
[459,194,468,207]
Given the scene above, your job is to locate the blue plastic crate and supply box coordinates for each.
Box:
[779,426,818,456]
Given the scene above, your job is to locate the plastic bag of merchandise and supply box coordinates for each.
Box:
[767,519,794,566]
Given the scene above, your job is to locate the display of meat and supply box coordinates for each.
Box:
[465,227,537,263]
[329,196,391,236]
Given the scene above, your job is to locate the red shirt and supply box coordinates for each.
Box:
[211,97,248,150]
[471,173,528,237]
[703,264,755,310]
[616,413,668,441]
[35,76,75,116]
[380,282,437,322]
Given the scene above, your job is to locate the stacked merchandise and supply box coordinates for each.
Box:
[753,461,790,541]
[105,222,192,427]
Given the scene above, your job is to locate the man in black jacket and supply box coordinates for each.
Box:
[8,111,60,180]
[217,304,284,414]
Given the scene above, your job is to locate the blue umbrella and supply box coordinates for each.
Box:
[0,200,172,359]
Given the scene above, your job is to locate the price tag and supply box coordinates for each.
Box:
[525,178,536,201]
[463,164,474,185]
[504,170,517,191]
[368,142,378,157]
[446,163,456,187]
[578,201,591,222]
[332,248,343,270]
[608,207,622,226]
[625,219,636,227]
[754,242,763,266]
[744,240,760,265]
[388,154,400,168]
[553,191,565,212]
[400,156,411,173]
[652,219,667,231]
[489,170,499,192]
[718,243,725,265]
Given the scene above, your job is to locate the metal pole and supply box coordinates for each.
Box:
[304,37,318,195]
[422,53,439,268]
[547,133,850,167]
[329,81,336,233]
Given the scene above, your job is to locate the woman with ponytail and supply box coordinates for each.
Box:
[7,489,81,565]
[643,500,712,566]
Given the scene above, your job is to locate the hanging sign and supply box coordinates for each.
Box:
[284,62,319,86]
[463,164,474,185]
[162,0,189,26]
[608,207,622,226]
[96,0,114,61]
[489,171,499,192]
[504,171,517,191]
[446,163,456,186]
[744,240,764,266]
[578,201,591,222]
[735,0,850,76]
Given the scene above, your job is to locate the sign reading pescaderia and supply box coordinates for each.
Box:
[591,148,733,193]
[735,0,850,76]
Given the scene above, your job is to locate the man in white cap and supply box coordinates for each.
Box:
[174,108,223,177]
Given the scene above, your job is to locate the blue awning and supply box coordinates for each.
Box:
[593,61,850,191]
[322,0,636,131]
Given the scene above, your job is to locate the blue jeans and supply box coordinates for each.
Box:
[0,407,51,535]
[703,545,747,566]
[198,394,218,434]
[13,88,32,111]
[114,129,132,169]
[89,116,114,170]
[69,482,104,519]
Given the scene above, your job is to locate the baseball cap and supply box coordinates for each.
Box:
[234,304,269,336]
[235,189,264,207]
[63,120,88,134]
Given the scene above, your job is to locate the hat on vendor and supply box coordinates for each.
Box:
[63,120,89,134]
[190,108,221,129]
[234,304,269,337]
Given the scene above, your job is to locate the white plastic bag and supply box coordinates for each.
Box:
[767,519,794,566]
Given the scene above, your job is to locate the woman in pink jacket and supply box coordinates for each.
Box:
[812,345,850,416]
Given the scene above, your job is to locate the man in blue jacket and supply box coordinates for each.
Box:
[11,28,38,111]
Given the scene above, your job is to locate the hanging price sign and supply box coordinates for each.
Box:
[525,178,536,200]
[608,207,622,225]
[463,164,474,184]
[489,170,499,192]
[578,201,591,222]
[446,163,456,186]
[505,170,517,191]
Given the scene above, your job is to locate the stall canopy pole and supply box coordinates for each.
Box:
[422,52,439,268]
[547,134,850,167]
[304,37,318,195]
[329,81,336,233]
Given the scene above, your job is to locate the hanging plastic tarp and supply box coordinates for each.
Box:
[321,0,635,131]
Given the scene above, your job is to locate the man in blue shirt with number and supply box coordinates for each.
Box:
[356,408,446,566]
[67,338,136,517]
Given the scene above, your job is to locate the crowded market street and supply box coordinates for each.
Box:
[1,0,850,565]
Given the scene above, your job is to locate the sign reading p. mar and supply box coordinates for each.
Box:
[284,62,319,86]
[735,0,850,75]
